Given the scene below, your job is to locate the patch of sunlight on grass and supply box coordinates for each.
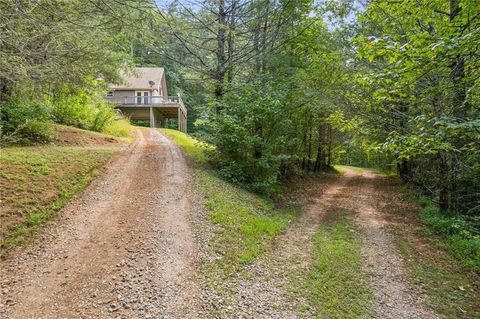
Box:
[160,128,213,163]
[334,165,397,176]
[102,118,135,141]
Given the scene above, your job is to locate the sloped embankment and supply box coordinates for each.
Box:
[0,125,125,254]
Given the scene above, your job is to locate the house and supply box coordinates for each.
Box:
[105,67,187,132]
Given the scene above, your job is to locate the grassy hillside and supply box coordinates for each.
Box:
[160,128,298,276]
[160,128,212,163]
[0,125,129,256]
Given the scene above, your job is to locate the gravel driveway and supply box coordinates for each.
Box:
[0,129,204,319]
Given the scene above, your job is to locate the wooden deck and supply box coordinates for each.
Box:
[105,96,187,132]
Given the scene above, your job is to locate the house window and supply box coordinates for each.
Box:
[136,91,150,104]
[106,91,114,97]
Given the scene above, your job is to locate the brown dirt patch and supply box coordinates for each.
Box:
[53,125,121,146]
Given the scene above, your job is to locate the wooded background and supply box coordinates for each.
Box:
[1,0,479,222]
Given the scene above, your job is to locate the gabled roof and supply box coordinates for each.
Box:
[111,67,164,90]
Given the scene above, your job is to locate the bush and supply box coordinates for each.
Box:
[0,98,53,144]
[49,87,116,132]
[102,117,132,138]
[208,79,297,194]
[89,101,116,132]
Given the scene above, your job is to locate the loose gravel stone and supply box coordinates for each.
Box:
[0,129,206,319]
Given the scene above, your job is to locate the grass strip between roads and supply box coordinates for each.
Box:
[160,128,299,278]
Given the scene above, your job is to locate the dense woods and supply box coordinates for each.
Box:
[1,0,479,236]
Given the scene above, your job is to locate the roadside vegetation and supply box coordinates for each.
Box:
[384,191,480,318]
[197,171,299,276]
[1,1,478,259]
[295,212,373,319]
[395,235,480,318]
[161,129,298,277]
[1,0,479,317]
[410,194,480,273]
[0,126,126,256]
[160,128,211,164]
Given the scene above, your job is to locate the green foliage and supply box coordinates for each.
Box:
[0,0,147,144]
[413,195,480,272]
[350,0,480,216]
[208,79,298,193]
[48,86,117,132]
[102,118,133,139]
[298,212,373,318]
[0,98,53,144]
[160,128,212,164]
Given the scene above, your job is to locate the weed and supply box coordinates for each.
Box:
[409,194,480,273]
[197,170,298,276]
[102,118,134,140]
[160,128,213,164]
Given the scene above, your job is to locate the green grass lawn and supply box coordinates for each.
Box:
[296,211,373,318]
[0,128,123,256]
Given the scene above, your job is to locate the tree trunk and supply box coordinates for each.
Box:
[327,125,332,167]
[215,0,226,101]
[226,0,237,83]
[306,125,312,172]
[0,78,13,102]
[397,159,410,180]
[433,94,450,211]
[450,0,468,120]
[437,152,450,211]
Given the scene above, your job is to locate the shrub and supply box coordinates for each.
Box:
[49,87,117,132]
[102,117,132,138]
[49,88,93,128]
[89,101,116,132]
[208,79,298,194]
[0,98,53,144]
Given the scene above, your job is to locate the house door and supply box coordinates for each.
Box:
[136,91,149,104]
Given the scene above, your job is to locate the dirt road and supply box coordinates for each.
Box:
[1,131,439,319]
[224,167,438,319]
[0,129,204,319]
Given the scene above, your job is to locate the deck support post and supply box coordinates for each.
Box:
[183,113,187,133]
[150,107,155,128]
[178,108,181,132]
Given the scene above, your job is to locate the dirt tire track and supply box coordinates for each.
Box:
[349,169,438,319]
[223,168,437,319]
[221,173,349,318]
[0,129,204,319]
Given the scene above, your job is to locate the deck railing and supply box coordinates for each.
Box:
[105,95,187,115]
